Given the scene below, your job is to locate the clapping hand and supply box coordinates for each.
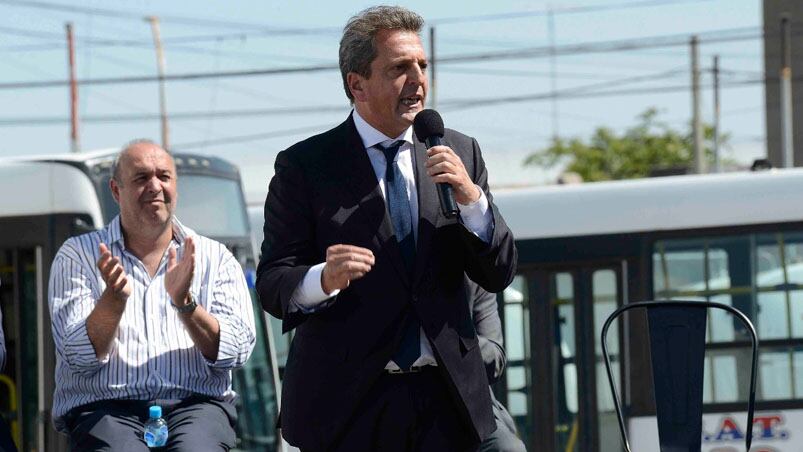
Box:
[97,243,131,302]
[165,236,196,306]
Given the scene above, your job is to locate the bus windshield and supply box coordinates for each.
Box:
[175,175,249,238]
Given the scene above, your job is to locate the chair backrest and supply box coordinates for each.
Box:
[600,300,758,452]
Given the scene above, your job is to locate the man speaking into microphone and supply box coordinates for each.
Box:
[256,5,517,451]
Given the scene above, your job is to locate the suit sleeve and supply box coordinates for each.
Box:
[460,137,518,293]
[470,278,507,384]
[256,149,316,333]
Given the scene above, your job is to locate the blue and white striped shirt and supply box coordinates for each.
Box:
[48,215,256,432]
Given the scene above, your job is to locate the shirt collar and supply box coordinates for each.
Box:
[352,109,414,150]
[106,214,192,247]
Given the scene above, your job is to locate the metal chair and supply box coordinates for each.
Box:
[601,300,758,452]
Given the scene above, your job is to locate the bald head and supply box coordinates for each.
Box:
[112,139,173,186]
[109,139,177,232]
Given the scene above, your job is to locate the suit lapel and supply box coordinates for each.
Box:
[332,114,410,287]
[412,134,439,288]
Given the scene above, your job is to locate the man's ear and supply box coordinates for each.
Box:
[347,72,367,102]
[110,178,121,204]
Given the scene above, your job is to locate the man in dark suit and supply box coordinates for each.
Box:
[256,5,516,451]
[466,278,526,452]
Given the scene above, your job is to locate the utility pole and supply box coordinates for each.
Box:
[147,16,169,150]
[429,25,436,111]
[780,15,794,168]
[713,55,720,173]
[66,22,80,153]
[548,4,558,142]
[690,35,704,174]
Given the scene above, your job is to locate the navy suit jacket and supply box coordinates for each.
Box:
[256,114,517,450]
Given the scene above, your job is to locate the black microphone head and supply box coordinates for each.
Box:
[413,109,444,140]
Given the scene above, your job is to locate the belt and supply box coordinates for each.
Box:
[384,365,436,375]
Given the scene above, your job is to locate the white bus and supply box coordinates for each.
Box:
[491,168,803,452]
[0,150,281,452]
[248,166,803,452]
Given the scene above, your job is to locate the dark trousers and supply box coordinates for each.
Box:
[478,397,526,452]
[0,414,16,452]
[306,367,479,452]
[64,396,237,452]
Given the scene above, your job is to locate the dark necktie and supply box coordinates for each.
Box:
[378,140,420,369]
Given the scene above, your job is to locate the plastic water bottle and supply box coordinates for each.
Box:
[143,405,168,448]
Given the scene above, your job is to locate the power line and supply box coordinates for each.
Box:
[438,67,623,80]
[0,0,341,34]
[431,0,717,25]
[0,105,349,126]
[0,27,770,90]
[0,68,684,126]
[0,63,339,89]
[0,0,714,41]
[0,72,761,127]
[171,124,334,150]
[139,81,765,151]
[0,24,65,40]
[442,78,761,111]
[439,27,762,64]
[88,50,295,103]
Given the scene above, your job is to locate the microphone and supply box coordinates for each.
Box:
[413,109,459,219]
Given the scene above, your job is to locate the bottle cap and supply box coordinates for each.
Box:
[149,405,162,419]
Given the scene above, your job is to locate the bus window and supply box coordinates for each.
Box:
[552,272,578,452]
[653,232,803,404]
[501,275,532,446]
[592,269,621,452]
[760,350,793,400]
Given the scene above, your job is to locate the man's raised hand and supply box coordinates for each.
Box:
[97,243,131,302]
[166,236,196,306]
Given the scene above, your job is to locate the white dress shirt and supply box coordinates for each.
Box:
[291,109,493,369]
[48,215,256,431]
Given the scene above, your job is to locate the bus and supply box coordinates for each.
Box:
[247,207,290,382]
[0,150,281,452]
[491,168,803,452]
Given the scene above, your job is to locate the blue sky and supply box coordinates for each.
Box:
[0,0,764,203]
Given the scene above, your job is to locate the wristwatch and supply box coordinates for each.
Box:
[171,292,198,314]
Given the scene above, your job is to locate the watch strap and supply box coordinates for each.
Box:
[171,293,197,314]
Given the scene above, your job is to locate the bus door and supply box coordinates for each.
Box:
[0,246,45,452]
[497,262,626,452]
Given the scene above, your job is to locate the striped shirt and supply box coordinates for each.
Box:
[48,215,256,432]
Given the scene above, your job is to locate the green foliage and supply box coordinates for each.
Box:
[524,108,730,181]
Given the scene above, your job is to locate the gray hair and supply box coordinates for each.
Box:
[111,138,164,184]
[339,5,424,102]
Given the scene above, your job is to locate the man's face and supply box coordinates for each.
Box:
[111,144,177,229]
[350,29,428,138]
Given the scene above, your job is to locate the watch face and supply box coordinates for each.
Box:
[174,295,197,313]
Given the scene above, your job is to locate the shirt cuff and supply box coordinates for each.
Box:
[204,317,255,370]
[289,262,340,314]
[64,320,110,375]
[458,186,494,243]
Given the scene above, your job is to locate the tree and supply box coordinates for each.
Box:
[523,108,730,182]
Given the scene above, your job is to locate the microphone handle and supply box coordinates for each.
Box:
[426,136,460,218]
